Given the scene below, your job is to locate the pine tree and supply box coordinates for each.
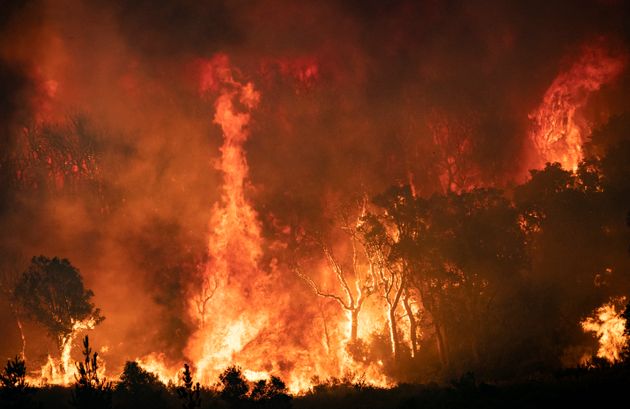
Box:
[70,336,112,409]
[176,363,201,409]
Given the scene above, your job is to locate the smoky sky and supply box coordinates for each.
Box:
[1,0,629,372]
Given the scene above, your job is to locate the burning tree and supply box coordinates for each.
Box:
[360,185,528,372]
[192,273,217,329]
[361,185,432,363]
[292,205,376,345]
[13,256,104,379]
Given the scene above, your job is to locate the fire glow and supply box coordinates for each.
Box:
[581,298,629,364]
[2,1,630,399]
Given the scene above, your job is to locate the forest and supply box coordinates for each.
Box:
[2,0,630,408]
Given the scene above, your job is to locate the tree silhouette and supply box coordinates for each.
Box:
[250,376,292,408]
[0,356,26,391]
[219,366,249,403]
[116,361,169,409]
[176,363,201,409]
[70,336,112,409]
[359,187,412,362]
[0,355,33,408]
[118,361,162,391]
[13,256,104,350]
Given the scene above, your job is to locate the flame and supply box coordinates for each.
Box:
[185,54,273,385]
[136,354,180,385]
[242,369,271,382]
[529,42,626,171]
[32,318,98,385]
[122,55,395,394]
[581,297,628,363]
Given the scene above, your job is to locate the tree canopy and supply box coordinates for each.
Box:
[13,256,104,345]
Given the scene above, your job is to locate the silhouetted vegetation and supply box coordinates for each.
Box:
[219,366,249,406]
[176,364,201,409]
[0,355,34,408]
[0,356,27,392]
[13,256,104,350]
[70,336,113,409]
[3,354,630,408]
[115,361,172,409]
[250,376,292,408]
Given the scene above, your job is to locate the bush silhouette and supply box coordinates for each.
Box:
[115,361,169,409]
[250,376,292,408]
[0,356,27,391]
[0,355,34,408]
[219,366,249,402]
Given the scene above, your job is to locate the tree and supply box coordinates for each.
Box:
[118,361,162,391]
[176,364,201,409]
[0,355,32,408]
[359,205,406,361]
[116,361,169,409]
[0,251,27,358]
[193,274,218,328]
[219,366,249,403]
[250,376,292,408]
[292,204,375,344]
[427,110,480,193]
[13,256,104,350]
[362,185,528,374]
[0,356,27,391]
[427,189,527,367]
[71,336,113,409]
[514,162,626,370]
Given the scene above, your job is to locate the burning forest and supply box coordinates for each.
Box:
[2,1,630,408]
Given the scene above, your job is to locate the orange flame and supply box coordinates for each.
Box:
[529,42,626,171]
[186,54,270,385]
[136,353,180,385]
[581,297,628,363]
[32,318,99,385]
[130,56,401,393]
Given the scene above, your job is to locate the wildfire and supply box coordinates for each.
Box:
[529,42,626,171]
[186,54,272,385]
[581,297,628,364]
[33,318,99,385]
[127,55,396,394]
[136,354,180,385]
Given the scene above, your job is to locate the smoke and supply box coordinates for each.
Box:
[1,0,629,380]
